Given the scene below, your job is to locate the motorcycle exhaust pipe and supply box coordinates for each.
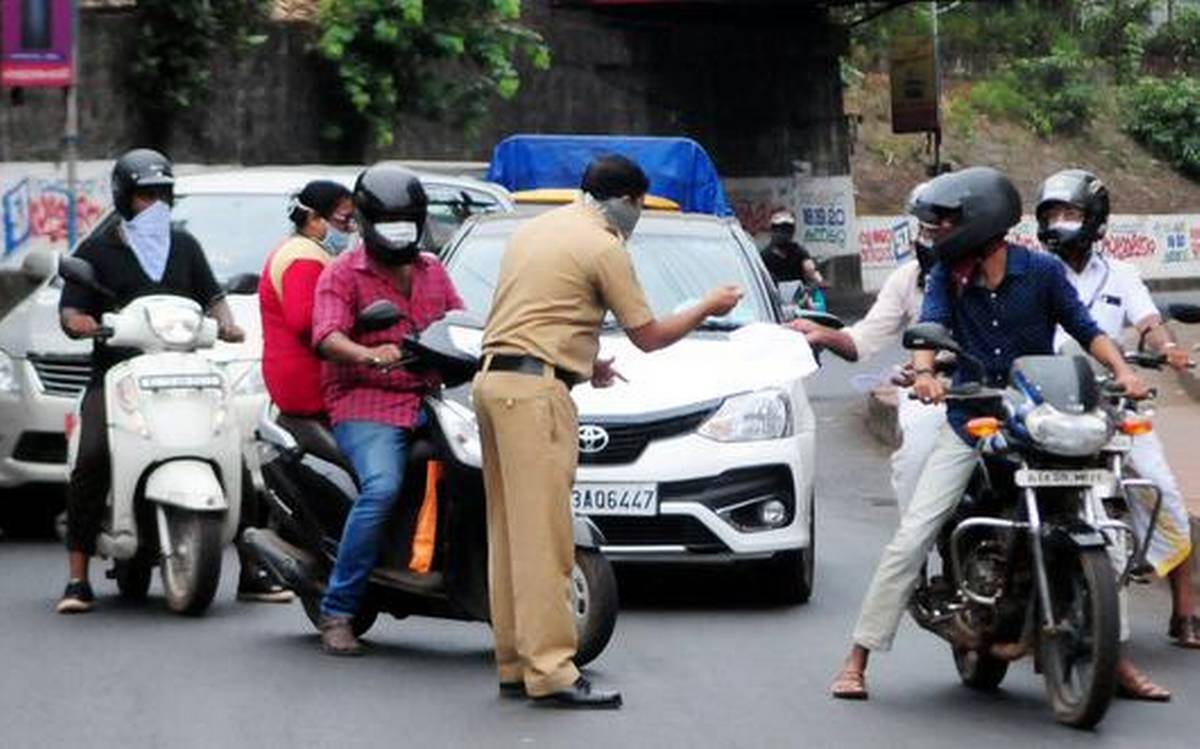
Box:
[242,528,323,597]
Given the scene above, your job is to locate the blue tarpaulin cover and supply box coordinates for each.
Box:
[486,134,732,216]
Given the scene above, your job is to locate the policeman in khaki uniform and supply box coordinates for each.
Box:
[474,155,742,708]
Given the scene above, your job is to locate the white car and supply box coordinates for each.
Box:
[441,211,821,602]
[0,168,513,499]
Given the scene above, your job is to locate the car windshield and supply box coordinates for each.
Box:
[445,220,773,327]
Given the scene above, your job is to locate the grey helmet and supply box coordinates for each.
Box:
[908,166,1021,265]
[111,148,175,220]
[1035,169,1110,259]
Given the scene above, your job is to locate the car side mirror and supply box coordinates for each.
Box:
[58,256,115,300]
[1167,302,1200,325]
[356,299,404,332]
[223,272,260,296]
[902,322,960,354]
[21,249,58,281]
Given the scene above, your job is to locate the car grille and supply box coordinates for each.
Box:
[28,354,91,397]
[13,431,67,464]
[577,402,718,466]
[591,515,725,551]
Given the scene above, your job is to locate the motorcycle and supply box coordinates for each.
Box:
[901,322,1143,729]
[59,256,242,615]
[244,302,619,665]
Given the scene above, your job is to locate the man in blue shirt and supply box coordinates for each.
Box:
[829,167,1149,701]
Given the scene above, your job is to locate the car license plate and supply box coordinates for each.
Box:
[1015,469,1113,487]
[572,483,657,516]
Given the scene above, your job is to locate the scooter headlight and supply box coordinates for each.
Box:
[437,398,482,468]
[698,389,792,443]
[144,303,203,347]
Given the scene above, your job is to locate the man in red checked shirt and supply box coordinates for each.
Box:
[310,165,464,656]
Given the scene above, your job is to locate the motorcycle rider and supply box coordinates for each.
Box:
[1038,168,1200,660]
[56,148,246,614]
[791,182,945,509]
[828,166,1149,700]
[309,164,464,655]
[762,210,824,288]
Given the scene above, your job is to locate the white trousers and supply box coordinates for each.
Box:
[1123,432,1193,577]
[891,392,946,510]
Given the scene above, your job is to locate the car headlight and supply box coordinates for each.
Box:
[144,302,203,347]
[1023,404,1111,457]
[698,388,792,442]
[0,350,18,394]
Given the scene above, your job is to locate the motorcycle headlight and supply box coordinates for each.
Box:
[0,350,18,394]
[144,303,203,347]
[1023,404,1111,457]
[698,388,792,443]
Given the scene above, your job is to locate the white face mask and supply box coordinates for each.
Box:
[121,200,172,282]
[374,221,419,245]
[1048,219,1084,234]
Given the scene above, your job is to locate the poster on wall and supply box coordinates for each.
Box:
[1,0,74,88]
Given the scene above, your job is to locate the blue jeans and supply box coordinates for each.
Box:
[320,421,410,618]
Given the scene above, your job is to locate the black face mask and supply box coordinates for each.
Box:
[770,227,795,245]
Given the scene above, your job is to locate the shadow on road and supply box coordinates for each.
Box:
[615,563,802,612]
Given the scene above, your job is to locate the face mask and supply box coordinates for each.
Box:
[321,224,353,255]
[121,200,172,282]
[600,197,642,240]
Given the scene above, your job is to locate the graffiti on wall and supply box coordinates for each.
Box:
[2,163,113,264]
[726,175,857,257]
[858,213,1200,291]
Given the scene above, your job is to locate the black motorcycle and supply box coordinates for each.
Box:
[902,322,1142,729]
[244,303,619,665]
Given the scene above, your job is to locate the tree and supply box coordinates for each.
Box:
[315,0,551,148]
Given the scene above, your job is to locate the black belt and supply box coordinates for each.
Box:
[488,354,579,387]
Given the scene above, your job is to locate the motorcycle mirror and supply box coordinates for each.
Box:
[58,256,115,300]
[1167,302,1200,325]
[222,272,260,296]
[902,322,960,353]
[796,310,845,330]
[356,299,404,332]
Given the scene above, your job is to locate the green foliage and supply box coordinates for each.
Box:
[315,0,551,147]
[128,0,271,132]
[965,37,1096,138]
[1143,8,1200,72]
[1122,75,1200,177]
[1080,0,1152,82]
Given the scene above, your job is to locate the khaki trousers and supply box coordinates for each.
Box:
[473,366,580,697]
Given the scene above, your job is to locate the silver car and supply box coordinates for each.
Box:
[0,168,512,496]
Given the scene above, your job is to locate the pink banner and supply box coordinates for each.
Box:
[1,0,74,88]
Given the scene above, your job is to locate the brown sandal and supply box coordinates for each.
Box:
[830,668,869,700]
[1116,671,1172,702]
[1168,616,1200,649]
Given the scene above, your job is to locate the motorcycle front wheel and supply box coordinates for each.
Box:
[572,548,618,666]
[1038,547,1119,729]
[159,507,224,616]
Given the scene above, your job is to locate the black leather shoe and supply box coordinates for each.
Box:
[532,677,622,709]
[499,681,526,698]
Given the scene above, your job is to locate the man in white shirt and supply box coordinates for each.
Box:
[1037,169,1199,659]
[792,185,944,509]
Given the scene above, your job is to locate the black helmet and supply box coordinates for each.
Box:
[909,166,1021,265]
[354,165,427,266]
[112,148,174,220]
[1035,169,1110,259]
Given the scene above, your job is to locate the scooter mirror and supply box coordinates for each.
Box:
[903,322,960,353]
[1167,303,1200,325]
[223,272,260,296]
[58,256,115,300]
[356,299,404,332]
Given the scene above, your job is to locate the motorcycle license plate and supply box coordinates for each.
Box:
[1015,469,1113,487]
[572,483,658,516]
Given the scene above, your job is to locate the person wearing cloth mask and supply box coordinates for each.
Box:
[309,165,464,655]
[259,180,355,417]
[56,148,245,613]
[1039,169,1200,666]
[474,154,742,708]
[790,182,944,511]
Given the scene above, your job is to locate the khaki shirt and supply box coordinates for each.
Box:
[483,198,654,378]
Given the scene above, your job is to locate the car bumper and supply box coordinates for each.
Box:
[0,360,75,490]
[576,428,815,563]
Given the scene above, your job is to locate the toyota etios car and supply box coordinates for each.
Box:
[441,211,823,602]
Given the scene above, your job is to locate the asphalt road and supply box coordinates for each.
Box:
[2,352,1199,748]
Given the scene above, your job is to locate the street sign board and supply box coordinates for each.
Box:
[890,33,939,134]
[1,0,75,88]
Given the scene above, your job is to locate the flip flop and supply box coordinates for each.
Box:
[1168,616,1200,650]
[830,669,869,701]
[1116,672,1172,702]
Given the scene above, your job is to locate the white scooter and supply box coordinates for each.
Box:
[59,257,241,615]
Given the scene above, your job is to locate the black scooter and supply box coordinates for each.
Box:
[244,303,618,665]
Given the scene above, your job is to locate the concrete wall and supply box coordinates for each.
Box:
[0,3,850,178]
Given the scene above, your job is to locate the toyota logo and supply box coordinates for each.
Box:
[578,424,610,454]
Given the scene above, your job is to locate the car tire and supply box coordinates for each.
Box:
[766,491,814,605]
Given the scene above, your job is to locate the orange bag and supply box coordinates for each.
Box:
[409,461,442,573]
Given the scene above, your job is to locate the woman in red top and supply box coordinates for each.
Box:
[259,180,355,416]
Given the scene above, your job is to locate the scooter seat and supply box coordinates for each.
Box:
[276,414,355,475]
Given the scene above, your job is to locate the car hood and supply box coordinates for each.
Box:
[0,284,262,363]
[453,322,817,416]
